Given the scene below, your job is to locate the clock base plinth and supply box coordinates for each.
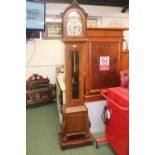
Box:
[59,105,94,149]
[59,131,94,149]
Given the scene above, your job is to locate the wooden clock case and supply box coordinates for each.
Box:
[60,1,94,149]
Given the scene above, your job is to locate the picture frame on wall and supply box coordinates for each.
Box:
[87,17,98,27]
[45,22,62,39]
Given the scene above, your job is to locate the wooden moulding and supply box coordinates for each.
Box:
[62,38,88,43]
[84,89,108,102]
[87,27,129,31]
[65,105,87,113]
[26,74,49,85]
[87,27,128,38]
[59,131,94,149]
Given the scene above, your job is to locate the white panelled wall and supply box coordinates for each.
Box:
[26,40,65,84]
[26,3,128,133]
[85,100,107,133]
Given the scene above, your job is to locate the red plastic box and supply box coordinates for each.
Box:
[96,87,129,155]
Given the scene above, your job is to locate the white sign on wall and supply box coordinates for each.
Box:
[99,56,110,71]
[102,16,129,27]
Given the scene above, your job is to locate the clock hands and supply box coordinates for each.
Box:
[67,18,82,36]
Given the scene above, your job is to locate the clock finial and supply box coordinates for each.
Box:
[72,0,78,5]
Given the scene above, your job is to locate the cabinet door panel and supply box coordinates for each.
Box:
[90,42,120,90]
[66,112,86,134]
[85,40,121,102]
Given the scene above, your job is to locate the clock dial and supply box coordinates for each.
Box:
[66,11,83,36]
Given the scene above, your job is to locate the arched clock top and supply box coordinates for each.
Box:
[62,0,88,40]
[63,0,87,17]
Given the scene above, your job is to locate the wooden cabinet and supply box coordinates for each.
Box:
[85,27,128,102]
[26,74,56,107]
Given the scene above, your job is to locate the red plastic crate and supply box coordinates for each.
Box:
[96,87,129,155]
[108,87,129,121]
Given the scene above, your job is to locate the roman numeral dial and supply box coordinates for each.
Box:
[66,11,83,36]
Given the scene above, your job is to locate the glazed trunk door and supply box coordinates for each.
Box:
[66,43,85,107]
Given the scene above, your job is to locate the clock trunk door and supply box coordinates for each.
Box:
[65,43,85,107]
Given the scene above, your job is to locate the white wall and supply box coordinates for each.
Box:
[85,100,107,133]
[26,39,65,83]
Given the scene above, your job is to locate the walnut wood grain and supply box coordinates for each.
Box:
[60,2,93,149]
[85,28,127,102]
[120,51,129,70]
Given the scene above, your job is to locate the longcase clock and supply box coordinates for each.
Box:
[60,1,94,149]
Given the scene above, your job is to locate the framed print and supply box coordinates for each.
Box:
[45,22,62,39]
[87,18,98,27]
